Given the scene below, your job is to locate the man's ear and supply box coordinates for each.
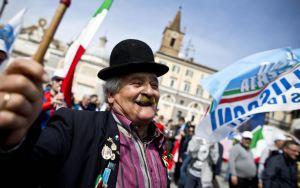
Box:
[107,92,115,104]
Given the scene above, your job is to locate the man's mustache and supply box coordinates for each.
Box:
[136,95,157,105]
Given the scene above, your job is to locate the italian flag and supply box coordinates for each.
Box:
[61,0,113,107]
[250,126,264,163]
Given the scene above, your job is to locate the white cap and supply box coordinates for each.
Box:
[241,131,253,139]
[273,134,286,142]
[52,69,66,79]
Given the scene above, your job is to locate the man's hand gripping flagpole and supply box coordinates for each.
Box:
[0,0,71,147]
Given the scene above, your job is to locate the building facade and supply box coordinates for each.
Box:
[11,18,109,102]
[11,13,298,133]
[155,9,216,124]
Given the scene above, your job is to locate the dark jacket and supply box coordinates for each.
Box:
[0,108,135,188]
[263,153,298,188]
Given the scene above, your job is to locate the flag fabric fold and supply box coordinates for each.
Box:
[196,48,300,142]
[0,8,26,55]
[61,0,113,107]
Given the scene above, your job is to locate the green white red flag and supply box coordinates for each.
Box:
[61,0,113,107]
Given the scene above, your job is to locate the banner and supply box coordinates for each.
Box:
[196,48,300,142]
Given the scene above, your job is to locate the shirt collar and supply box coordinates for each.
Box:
[112,110,132,132]
[111,110,165,146]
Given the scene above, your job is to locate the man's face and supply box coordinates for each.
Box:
[188,127,195,136]
[284,144,300,160]
[241,137,252,148]
[275,140,285,150]
[179,120,185,126]
[82,96,91,106]
[108,73,160,125]
[91,96,98,104]
[51,78,63,93]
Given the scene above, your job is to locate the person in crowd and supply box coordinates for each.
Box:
[0,39,170,187]
[41,69,66,128]
[263,140,299,188]
[177,117,187,134]
[174,117,188,184]
[78,94,91,110]
[165,119,174,130]
[155,115,166,133]
[229,131,257,188]
[165,119,175,153]
[258,133,286,188]
[184,136,219,188]
[87,94,100,111]
[154,115,164,124]
[201,142,220,188]
[178,125,195,188]
[212,142,224,188]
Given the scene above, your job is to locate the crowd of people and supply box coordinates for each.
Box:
[154,115,300,188]
[227,131,299,188]
[40,69,104,128]
[154,115,224,188]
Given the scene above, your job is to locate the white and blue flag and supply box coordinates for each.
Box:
[196,48,300,142]
[0,8,26,56]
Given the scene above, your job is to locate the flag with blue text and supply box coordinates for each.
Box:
[196,48,300,142]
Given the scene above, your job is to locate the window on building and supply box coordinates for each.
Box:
[196,85,203,97]
[170,78,176,88]
[80,65,98,76]
[170,38,176,47]
[172,65,180,73]
[185,69,193,77]
[184,82,190,93]
[159,61,167,65]
[158,77,163,84]
[47,54,61,68]
[180,100,184,105]
[177,111,182,118]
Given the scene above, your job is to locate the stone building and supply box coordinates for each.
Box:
[11,18,109,101]
[155,9,216,124]
[9,11,300,133]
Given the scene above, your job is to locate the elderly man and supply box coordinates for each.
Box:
[229,131,257,188]
[0,39,169,188]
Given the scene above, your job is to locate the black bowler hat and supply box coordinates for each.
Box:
[97,39,169,80]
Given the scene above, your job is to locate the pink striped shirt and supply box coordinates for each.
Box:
[112,112,167,188]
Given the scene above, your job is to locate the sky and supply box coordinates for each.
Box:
[3,0,300,70]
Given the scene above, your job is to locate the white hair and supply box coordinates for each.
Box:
[103,77,122,103]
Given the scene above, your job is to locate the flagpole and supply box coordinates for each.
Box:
[0,0,8,19]
[33,0,71,64]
